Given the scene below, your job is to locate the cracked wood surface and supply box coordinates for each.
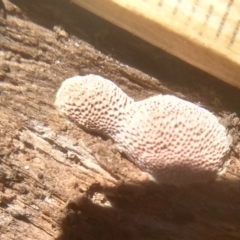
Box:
[0,0,240,240]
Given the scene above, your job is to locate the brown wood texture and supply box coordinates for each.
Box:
[0,0,240,239]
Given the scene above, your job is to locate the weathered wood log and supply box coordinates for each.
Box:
[0,0,240,239]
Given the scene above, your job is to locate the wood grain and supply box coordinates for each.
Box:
[1,0,240,239]
[73,0,240,89]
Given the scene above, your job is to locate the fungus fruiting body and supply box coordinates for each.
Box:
[55,74,133,136]
[55,74,230,185]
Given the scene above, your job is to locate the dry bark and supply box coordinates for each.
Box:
[0,0,240,240]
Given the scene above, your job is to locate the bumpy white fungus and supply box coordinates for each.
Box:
[55,74,231,185]
[55,74,133,136]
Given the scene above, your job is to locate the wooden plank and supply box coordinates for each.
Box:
[73,0,240,89]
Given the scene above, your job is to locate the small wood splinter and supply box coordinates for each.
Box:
[55,74,231,185]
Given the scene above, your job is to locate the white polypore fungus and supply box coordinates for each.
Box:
[55,74,133,136]
[55,74,231,185]
[117,95,230,184]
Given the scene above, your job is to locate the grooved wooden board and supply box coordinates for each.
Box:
[73,0,240,89]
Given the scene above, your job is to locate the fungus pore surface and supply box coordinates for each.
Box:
[55,74,231,185]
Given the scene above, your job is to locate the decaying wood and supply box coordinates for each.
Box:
[0,0,240,239]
